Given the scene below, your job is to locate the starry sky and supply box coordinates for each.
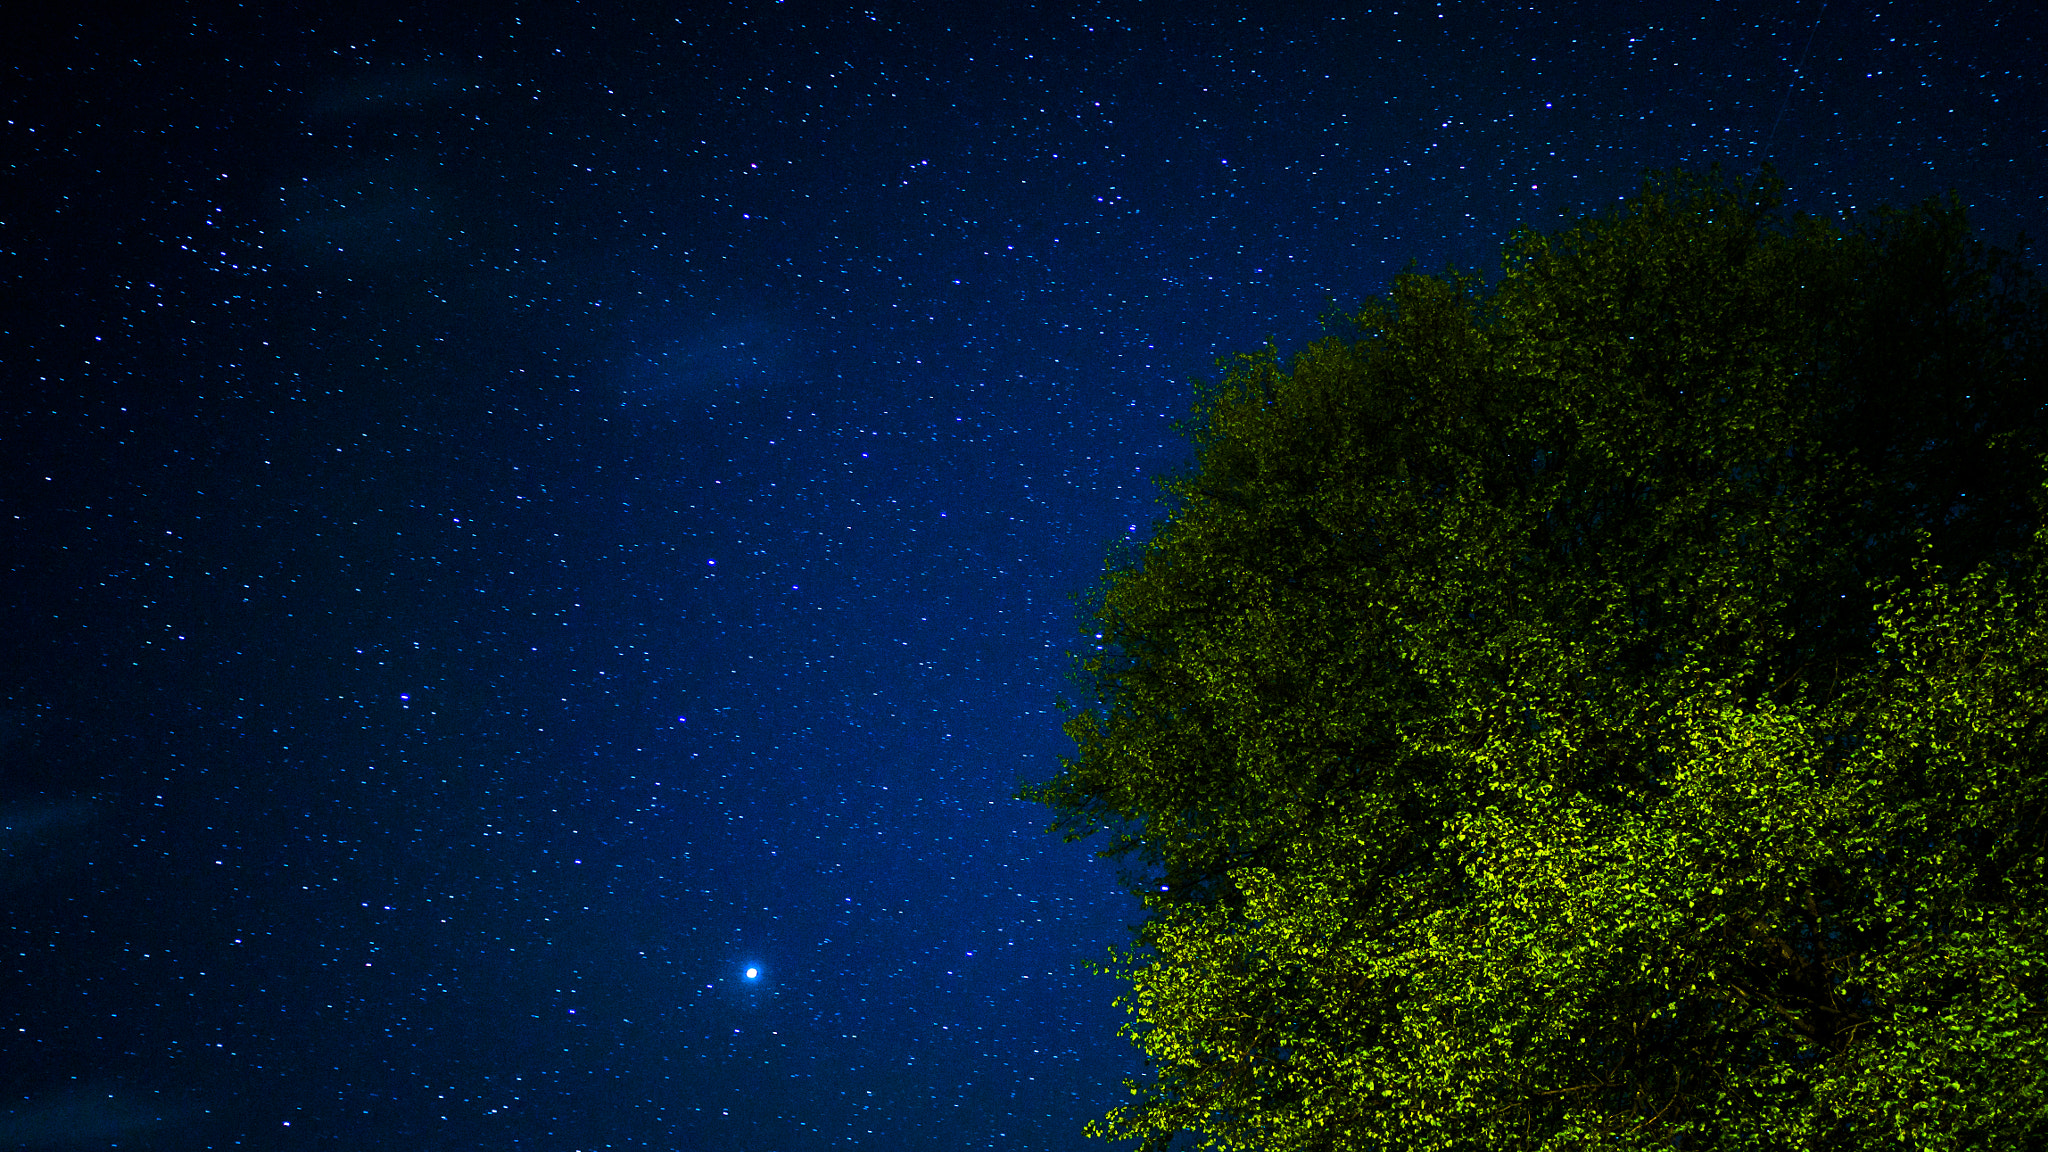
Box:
[1,1,2040,1149]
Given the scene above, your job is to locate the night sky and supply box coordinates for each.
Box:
[2,2,2040,1148]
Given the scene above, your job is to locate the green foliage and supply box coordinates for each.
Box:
[1023,168,2048,1150]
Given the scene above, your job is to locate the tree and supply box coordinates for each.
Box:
[1023,168,2048,1151]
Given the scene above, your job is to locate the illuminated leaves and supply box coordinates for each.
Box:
[1029,169,2048,1150]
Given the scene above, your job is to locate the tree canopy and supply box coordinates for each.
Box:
[1023,168,2048,1150]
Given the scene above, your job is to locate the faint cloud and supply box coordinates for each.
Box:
[0,798,95,855]
[305,65,485,119]
[0,797,98,894]
[616,305,801,403]
[275,66,486,274]
[275,154,456,272]
[0,1085,194,1148]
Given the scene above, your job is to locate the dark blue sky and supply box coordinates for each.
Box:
[2,1,2040,1148]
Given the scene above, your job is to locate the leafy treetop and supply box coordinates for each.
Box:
[1024,167,2048,1151]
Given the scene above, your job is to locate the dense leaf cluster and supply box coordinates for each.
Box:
[1024,169,2048,1150]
